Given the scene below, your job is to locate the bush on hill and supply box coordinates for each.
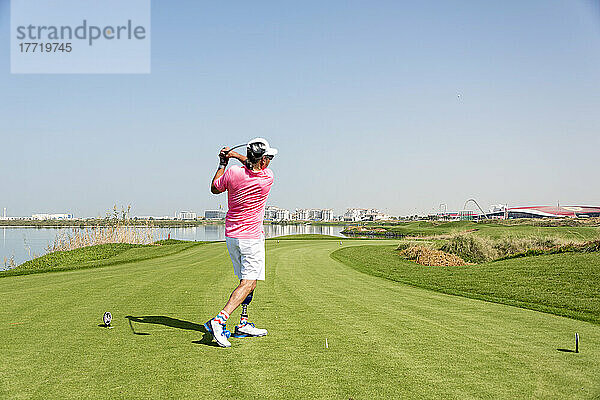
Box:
[440,235,570,263]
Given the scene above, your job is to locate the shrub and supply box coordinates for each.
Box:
[440,235,495,263]
[399,245,468,267]
[395,242,411,251]
[441,234,574,263]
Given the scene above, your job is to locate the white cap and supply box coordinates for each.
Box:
[247,137,278,157]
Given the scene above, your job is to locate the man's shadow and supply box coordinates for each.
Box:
[125,315,218,346]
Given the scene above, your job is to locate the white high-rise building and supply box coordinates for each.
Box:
[177,211,197,220]
[294,209,308,220]
[265,206,291,221]
[321,209,334,221]
[343,208,365,221]
[343,208,387,221]
[293,208,334,221]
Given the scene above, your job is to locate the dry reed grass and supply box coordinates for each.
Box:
[399,245,468,267]
[47,223,160,253]
[46,205,162,253]
[3,255,16,270]
[440,234,573,263]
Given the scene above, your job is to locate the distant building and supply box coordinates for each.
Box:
[343,208,388,222]
[293,209,308,220]
[205,210,226,220]
[343,208,364,221]
[265,206,291,221]
[432,204,600,220]
[321,209,334,221]
[177,211,197,220]
[486,205,600,219]
[133,215,173,221]
[31,213,74,220]
[458,210,478,221]
[293,208,334,221]
[433,210,477,221]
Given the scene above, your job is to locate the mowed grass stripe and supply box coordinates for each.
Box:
[267,240,599,398]
[0,239,598,399]
[332,245,600,324]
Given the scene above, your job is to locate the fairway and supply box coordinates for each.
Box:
[1,238,599,399]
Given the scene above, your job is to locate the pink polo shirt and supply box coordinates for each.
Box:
[213,165,274,239]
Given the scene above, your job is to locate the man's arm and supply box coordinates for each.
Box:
[211,167,226,194]
[211,148,229,194]
[226,150,247,165]
[210,148,249,194]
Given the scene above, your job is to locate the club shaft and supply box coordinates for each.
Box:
[224,144,246,154]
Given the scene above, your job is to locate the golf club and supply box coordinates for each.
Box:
[223,143,246,155]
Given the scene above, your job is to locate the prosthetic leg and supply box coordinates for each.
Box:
[232,290,267,338]
[239,291,253,326]
[232,291,253,337]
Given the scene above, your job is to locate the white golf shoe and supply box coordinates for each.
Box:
[204,319,231,347]
[233,322,268,338]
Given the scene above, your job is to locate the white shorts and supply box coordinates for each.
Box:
[225,236,266,281]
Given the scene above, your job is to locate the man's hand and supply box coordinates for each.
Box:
[219,147,230,169]
[223,150,248,165]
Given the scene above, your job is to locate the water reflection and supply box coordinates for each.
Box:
[0,224,346,267]
[264,224,342,238]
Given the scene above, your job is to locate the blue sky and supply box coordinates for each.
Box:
[1,1,599,217]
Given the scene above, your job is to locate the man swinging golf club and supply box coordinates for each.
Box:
[204,138,277,347]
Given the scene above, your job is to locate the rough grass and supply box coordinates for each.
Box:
[497,240,600,261]
[439,234,570,263]
[332,245,600,325]
[399,245,468,266]
[439,235,600,263]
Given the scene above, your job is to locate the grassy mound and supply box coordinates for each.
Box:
[497,240,600,260]
[332,245,600,324]
[440,235,565,263]
[0,240,203,277]
[440,236,600,263]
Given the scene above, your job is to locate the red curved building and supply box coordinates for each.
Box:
[488,206,600,219]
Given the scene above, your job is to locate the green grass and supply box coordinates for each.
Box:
[345,220,600,241]
[269,234,345,240]
[0,241,204,277]
[332,245,600,324]
[1,238,599,398]
[474,224,600,241]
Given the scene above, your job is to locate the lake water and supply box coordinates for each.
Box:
[0,224,347,268]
